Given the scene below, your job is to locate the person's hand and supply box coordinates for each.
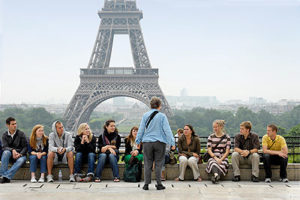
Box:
[131,150,138,157]
[179,153,187,157]
[12,149,18,159]
[109,148,116,155]
[278,151,288,158]
[215,157,222,165]
[192,153,199,158]
[241,150,250,157]
[137,144,141,149]
[37,152,42,159]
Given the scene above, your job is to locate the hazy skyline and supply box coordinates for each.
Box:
[1,0,300,104]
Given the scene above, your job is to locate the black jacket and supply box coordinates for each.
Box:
[124,138,143,155]
[74,135,96,155]
[2,129,28,156]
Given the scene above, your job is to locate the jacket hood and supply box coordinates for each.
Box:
[51,121,64,136]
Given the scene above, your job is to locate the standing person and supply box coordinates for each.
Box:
[95,120,121,182]
[0,117,27,184]
[262,124,289,183]
[47,121,75,182]
[232,121,260,182]
[206,120,231,184]
[74,123,96,182]
[136,97,175,190]
[124,126,143,167]
[28,125,49,183]
[175,124,202,182]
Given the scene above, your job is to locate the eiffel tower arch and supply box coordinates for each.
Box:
[64,0,172,132]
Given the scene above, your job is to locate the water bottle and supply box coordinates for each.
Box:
[58,169,63,182]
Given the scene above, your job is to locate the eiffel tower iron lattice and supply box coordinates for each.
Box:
[64,0,172,132]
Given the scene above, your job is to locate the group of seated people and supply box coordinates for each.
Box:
[0,117,289,184]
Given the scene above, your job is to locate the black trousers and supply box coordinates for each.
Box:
[143,141,166,185]
[263,153,288,179]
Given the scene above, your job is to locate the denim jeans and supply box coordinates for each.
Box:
[29,154,47,173]
[0,150,26,180]
[74,152,95,176]
[95,153,119,179]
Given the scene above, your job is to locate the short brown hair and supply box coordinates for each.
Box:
[268,124,278,132]
[150,97,161,109]
[240,121,252,131]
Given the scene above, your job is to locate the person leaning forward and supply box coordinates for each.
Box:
[0,117,27,184]
[47,121,75,182]
[136,97,175,191]
[232,121,260,182]
[262,124,289,183]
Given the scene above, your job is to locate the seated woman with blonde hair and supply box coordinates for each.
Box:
[206,120,231,184]
[74,123,96,182]
[175,124,202,182]
[28,124,48,183]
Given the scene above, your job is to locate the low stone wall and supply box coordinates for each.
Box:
[10,163,300,181]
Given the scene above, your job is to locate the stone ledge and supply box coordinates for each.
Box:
[7,163,300,181]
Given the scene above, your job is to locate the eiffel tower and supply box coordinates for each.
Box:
[64,0,172,132]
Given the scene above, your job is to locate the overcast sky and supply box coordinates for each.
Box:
[0,0,300,104]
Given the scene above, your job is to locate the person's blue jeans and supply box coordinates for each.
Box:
[75,152,95,176]
[0,150,26,180]
[95,153,119,179]
[29,154,47,173]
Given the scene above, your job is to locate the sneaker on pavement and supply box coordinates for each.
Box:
[31,177,37,183]
[69,174,75,182]
[265,178,271,183]
[251,175,259,182]
[38,177,45,183]
[47,174,54,183]
[279,178,289,183]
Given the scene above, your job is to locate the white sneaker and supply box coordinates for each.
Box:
[47,174,54,183]
[69,174,75,182]
[38,177,45,183]
[265,178,271,183]
[31,177,37,183]
[279,178,289,183]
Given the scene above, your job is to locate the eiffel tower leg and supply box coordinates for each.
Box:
[129,29,151,68]
[88,29,114,69]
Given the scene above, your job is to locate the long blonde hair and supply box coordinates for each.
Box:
[30,124,48,149]
[77,123,93,141]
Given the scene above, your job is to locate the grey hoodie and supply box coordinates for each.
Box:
[49,121,74,153]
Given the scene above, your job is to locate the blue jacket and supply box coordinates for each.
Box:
[136,109,175,146]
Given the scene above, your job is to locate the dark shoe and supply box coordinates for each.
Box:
[251,175,259,182]
[155,184,166,190]
[143,184,149,190]
[0,177,10,184]
[211,174,220,184]
[232,175,241,182]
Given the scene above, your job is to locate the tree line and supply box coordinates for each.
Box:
[0,106,300,137]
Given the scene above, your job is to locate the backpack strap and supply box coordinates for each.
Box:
[145,111,159,129]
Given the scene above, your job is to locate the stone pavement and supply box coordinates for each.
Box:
[0,181,299,200]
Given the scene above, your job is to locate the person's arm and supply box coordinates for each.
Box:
[249,134,259,154]
[19,133,28,156]
[74,136,83,152]
[2,134,13,152]
[48,133,58,152]
[207,135,217,158]
[99,135,108,153]
[65,134,74,153]
[124,138,132,155]
[86,136,96,153]
[234,135,243,154]
[136,116,146,145]
[220,135,231,161]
